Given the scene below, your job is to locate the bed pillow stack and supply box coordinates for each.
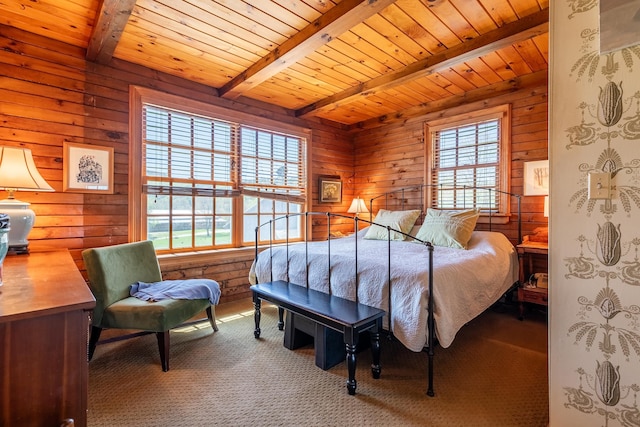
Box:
[413,208,480,249]
[364,209,421,241]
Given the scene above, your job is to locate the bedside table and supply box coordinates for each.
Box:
[516,241,548,320]
[329,231,352,238]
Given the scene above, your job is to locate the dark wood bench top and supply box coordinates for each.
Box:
[250,280,385,332]
[250,280,385,395]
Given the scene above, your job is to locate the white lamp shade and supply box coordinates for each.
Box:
[0,146,54,192]
[348,197,369,214]
[0,146,54,253]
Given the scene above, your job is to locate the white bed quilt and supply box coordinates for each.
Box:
[249,230,518,352]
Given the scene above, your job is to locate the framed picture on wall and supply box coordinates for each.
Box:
[318,176,342,203]
[523,160,549,196]
[63,142,114,194]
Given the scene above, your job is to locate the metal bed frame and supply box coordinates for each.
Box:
[253,185,522,397]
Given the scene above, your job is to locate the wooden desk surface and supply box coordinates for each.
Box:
[0,250,95,323]
[517,241,548,256]
[517,241,548,250]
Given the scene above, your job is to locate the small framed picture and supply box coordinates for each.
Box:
[523,160,549,196]
[63,142,114,194]
[319,176,342,203]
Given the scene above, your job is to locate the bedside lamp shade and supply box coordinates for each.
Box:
[347,197,369,215]
[0,147,54,253]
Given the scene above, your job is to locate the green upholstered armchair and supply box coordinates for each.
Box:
[82,240,218,371]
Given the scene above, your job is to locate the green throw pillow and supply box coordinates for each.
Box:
[364,209,421,241]
[413,208,480,249]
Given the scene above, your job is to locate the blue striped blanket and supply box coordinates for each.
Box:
[130,279,221,305]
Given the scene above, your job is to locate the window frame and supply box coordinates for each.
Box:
[129,86,312,255]
[424,104,511,220]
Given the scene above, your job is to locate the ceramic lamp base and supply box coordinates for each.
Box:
[0,198,35,254]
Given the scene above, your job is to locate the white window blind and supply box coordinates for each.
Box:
[141,104,307,251]
[427,105,510,216]
[144,105,238,198]
[239,126,305,204]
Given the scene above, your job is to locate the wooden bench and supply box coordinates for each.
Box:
[250,280,386,395]
[283,312,370,370]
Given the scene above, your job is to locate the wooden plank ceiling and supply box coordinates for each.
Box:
[0,0,549,127]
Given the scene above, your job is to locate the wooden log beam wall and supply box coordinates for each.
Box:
[0,23,352,302]
[353,84,549,244]
[1,23,547,302]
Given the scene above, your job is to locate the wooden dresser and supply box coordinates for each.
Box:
[0,251,96,427]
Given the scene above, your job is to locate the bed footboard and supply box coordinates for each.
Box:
[252,212,436,396]
[251,185,521,398]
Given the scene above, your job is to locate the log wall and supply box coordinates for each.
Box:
[1,23,547,303]
[0,24,353,303]
[352,85,549,244]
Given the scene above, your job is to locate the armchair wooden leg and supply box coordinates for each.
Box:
[88,326,102,361]
[157,331,170,372]
[207,306,219,332]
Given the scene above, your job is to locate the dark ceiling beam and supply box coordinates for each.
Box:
[219,0,398,100]
[297,7,549,118]
[86,0,136,63]
[350,69,548,131]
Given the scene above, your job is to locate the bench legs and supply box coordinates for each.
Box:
[277,307,285,330]
[253,298,262,339]
[253,298,284,337]
[252,292,382,396]
[370,325,382,380]
[344,318,382,395]
[345,342,357,395]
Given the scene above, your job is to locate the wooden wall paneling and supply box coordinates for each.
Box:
[354,84,549,245]
[309,122,354,241]
[160,252,256,303]
[354,120,425,201]
[1,24,129,254]
[0,21,547,302]
[509,90,548,199]
[0,23,355,303]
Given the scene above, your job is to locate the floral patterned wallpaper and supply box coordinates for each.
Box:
[550,1,640,425]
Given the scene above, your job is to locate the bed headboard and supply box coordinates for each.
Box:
[367,184,522,244]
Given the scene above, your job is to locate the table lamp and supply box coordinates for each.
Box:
[0,146,54,254]
[348,197,369,232]
[347,197,369,217]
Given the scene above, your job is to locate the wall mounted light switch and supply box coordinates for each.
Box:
[588,172,612,200]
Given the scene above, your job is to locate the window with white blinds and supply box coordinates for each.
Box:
[238,125,306,245]
[135,96,308,253]
[426,105,511,216]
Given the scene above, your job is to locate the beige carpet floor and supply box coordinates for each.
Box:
[88,301,548,427]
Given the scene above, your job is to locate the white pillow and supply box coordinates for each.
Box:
[413,208,480,249]
[364,209,421,241]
